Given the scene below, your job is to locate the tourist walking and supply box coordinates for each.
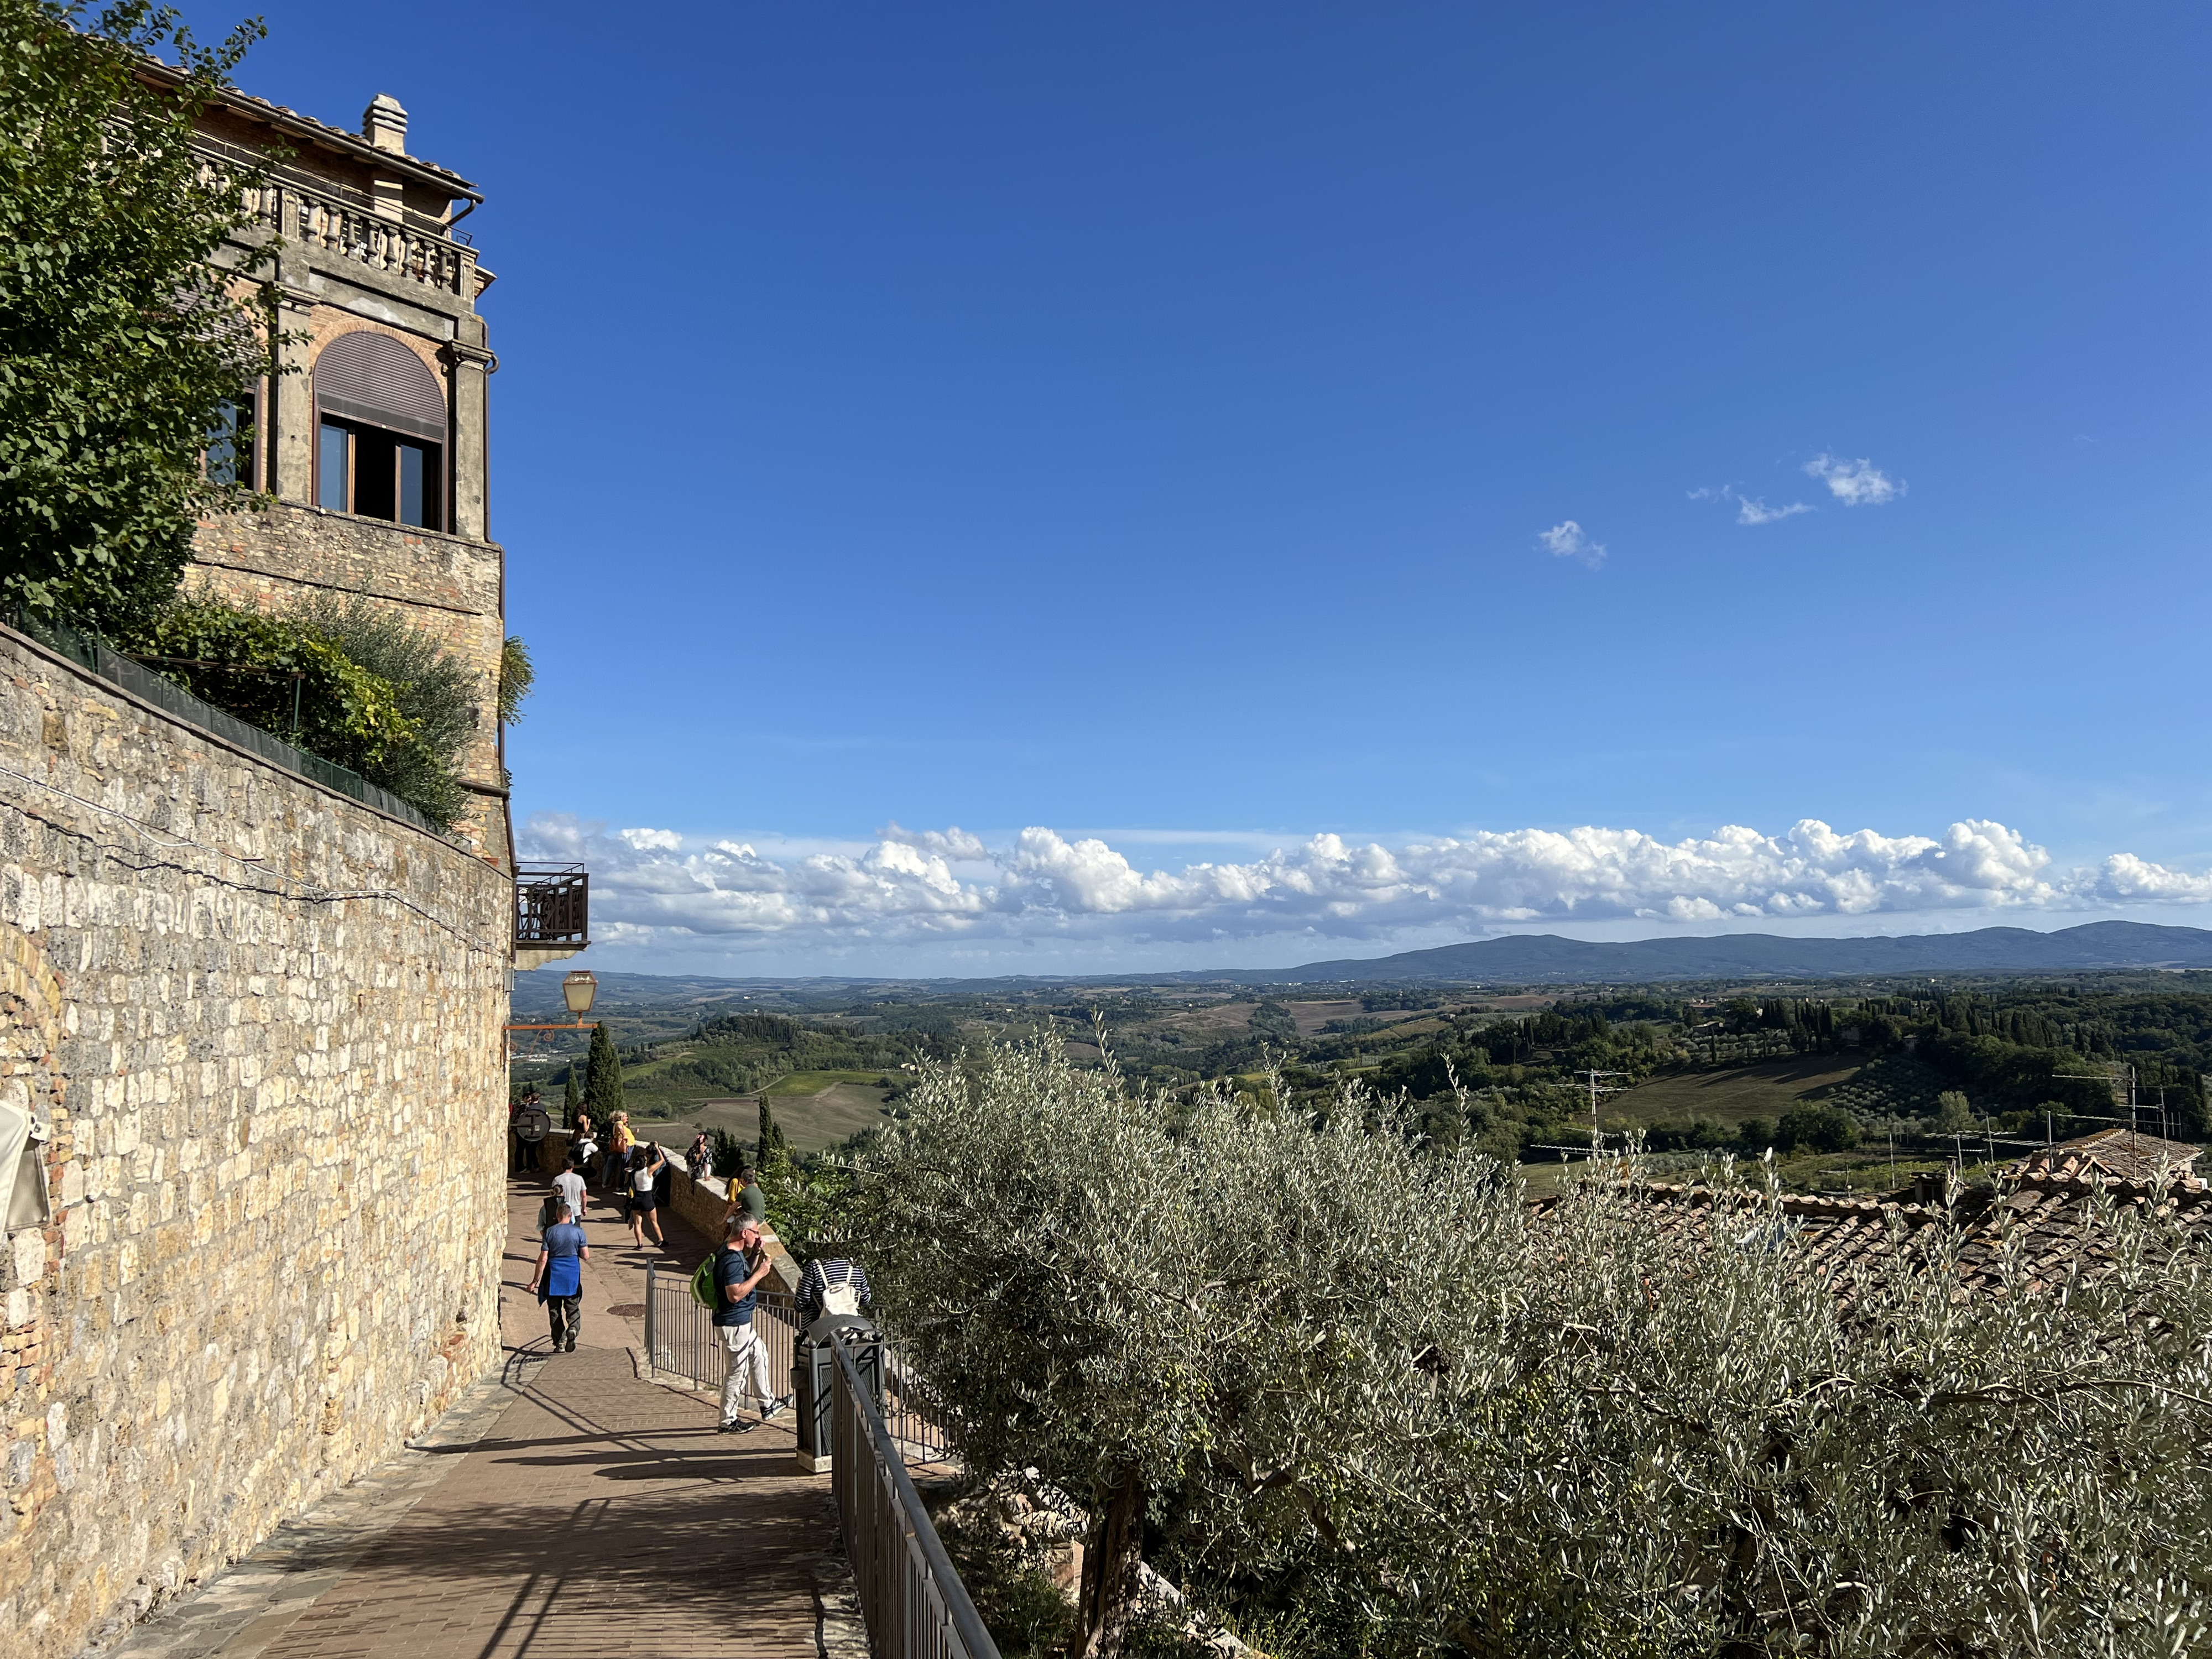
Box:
[796,1254,872,1324]
[714,1218,790,1432]
[526,1202,589,1352]
[628,1140,668,1250]
[553,1157,587,1228]
[608,1112,634,1192]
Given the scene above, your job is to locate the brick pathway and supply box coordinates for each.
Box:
[106,1176,836,1659]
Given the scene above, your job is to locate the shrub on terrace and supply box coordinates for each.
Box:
[862,1042,2212,1659]
[286,593,474,822]
[123,596,471,825]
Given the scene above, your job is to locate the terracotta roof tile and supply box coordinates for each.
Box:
[1532,1164,2212,1298]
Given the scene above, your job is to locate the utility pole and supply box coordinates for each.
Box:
[2058,1062,2138,1135]
[1576,1069,1627,1151]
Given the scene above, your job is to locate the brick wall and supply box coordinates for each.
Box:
[0,624,510,1659]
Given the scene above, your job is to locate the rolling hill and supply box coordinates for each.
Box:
[1248,921,2212,984]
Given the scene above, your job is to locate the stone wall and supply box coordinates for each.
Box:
[0,624,512,1659]
[185,503,510,869]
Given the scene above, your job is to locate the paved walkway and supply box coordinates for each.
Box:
[103,1176,837,1659]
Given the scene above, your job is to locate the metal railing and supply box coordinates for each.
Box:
[8,613,455,840]
[639,1257,952,1462]
[515,863,589,949]
[832,1333,1000,1659]
[879,1343,957,1467]
[644,1262,800,1395]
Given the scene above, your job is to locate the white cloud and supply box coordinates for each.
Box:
[2088,853,2212,905]
[880,822,990,860]
[520,812,2212,961]
[1804,452,1904,506]
[1691,483,1813,525]
[1538,520,1605,567]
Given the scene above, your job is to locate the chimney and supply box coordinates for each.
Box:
[362,94,409,155]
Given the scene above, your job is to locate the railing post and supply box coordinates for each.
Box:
[643,1262,656,1383]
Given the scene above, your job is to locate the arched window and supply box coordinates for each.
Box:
[314,332,446,529]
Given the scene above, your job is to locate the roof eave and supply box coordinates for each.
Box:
[140,60,483,204]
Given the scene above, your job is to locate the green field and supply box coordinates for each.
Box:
[619,1071,896,1156]
[1520,1057,1954,1196]
[1604,1056,1863,1127]
[763,1069,893,1096]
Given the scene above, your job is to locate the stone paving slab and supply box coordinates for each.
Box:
[90,1354,546,1659]
[92,1177,837,1659]
[255,1347,823,1659]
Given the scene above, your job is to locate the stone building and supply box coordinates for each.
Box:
[186,80,508,865]
[0,84,582,1659]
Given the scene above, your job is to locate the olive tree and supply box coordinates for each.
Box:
[862,1045,1520,1656]
[864,1044,2212,1658]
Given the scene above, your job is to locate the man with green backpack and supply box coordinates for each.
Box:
[706,1218,790,1433]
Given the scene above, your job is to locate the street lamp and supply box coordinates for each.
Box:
[562,970,598,1019]
[506,969,601,1042]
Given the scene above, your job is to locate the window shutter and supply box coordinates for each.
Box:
[315,332,446,443]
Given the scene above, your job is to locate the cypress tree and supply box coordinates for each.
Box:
[584,1021,624,1122]
[561,1064,581,1128]
[757,1095,791,1165]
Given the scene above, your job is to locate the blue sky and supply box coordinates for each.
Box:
[229,3,2212,974]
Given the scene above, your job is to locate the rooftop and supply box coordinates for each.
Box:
[2010,1126,2202,1185]
[141,60,480,203]
[1535,1165,2212,1298]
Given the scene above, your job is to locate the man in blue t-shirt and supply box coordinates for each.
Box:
[714,1218,791,1433]
[527,1203,589,1353]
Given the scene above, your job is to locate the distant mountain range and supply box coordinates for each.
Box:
[1231,921,2212,984]
[514,921,2212,1001]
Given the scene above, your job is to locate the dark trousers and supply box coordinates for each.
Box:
[547,1294,580,1349]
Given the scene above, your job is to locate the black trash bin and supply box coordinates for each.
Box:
[794,1314,881,1473]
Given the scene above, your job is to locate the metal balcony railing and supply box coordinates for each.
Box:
[515,863,588,950]
[831,1332,999,1659]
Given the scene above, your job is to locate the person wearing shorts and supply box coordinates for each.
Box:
[628,1141,667,1250]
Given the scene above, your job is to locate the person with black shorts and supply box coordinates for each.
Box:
[628,1141,667,1250]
